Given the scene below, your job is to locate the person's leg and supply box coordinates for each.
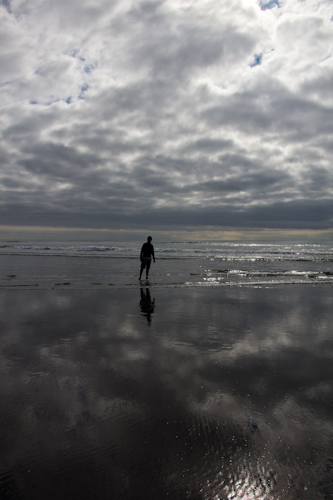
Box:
[146,260,151,279]
[139,261,145,279]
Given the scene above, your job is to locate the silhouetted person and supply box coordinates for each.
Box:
[139,236,155,280]
[140,288,155,324]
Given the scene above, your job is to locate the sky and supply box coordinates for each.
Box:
[1,0,333,240]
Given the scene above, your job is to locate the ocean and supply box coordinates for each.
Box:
[1,238,333,499]
[1,239,332,288]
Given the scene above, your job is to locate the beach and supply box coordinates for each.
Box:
[1,283,333,499]
[1,240,333,289]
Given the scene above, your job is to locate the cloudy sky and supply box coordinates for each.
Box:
[1,0,333,237]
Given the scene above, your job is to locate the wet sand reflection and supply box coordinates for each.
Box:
[140,288,155,324]
[0,287,332,499]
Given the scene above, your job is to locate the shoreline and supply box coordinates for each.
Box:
[1,280,333,290]
[2,250,333,262]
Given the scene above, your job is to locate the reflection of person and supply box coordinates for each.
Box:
[140,288,155,324]
[139,236,155,280]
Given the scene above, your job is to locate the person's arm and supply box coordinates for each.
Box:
[152,246,155,262]
[140,245,143,261]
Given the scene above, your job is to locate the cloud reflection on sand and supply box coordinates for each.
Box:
[0,287,333,499]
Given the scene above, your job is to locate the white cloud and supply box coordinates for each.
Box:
[0,0,333,230]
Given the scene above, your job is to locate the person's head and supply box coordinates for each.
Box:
[147,236,152,242]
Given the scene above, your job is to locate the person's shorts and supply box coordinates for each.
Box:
[141,257,151,269]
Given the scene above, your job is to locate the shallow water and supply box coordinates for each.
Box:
[0,286,333,499]
[1,252,333,289]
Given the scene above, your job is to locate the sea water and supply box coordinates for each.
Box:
[1,240,332,288]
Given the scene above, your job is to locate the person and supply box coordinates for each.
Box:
[139,236,155,280]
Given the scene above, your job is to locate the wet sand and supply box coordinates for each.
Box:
[0,286,333,499]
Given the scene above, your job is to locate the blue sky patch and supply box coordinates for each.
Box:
[250,53,263,67]
[259,0,280,10]
[79,83,89,99]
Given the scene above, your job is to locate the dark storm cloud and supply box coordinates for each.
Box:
[2,195,332,231]
[182,138,234,155]
[202,82,333,140]
[0,0,333,232]
[20,143,100,176]
[192,170,290,195]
